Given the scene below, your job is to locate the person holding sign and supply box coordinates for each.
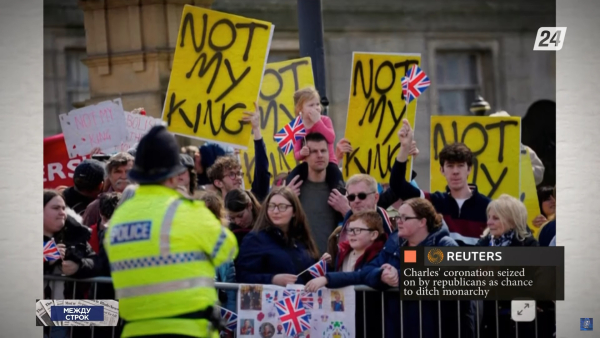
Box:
[207,103,270,203]
[288,87,344,192]
[392,119,491,247]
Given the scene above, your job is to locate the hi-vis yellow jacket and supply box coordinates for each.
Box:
[104,185,238,338]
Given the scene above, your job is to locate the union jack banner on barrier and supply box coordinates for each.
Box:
[275,293,310,336]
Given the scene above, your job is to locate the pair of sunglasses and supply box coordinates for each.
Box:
[347,191,376,202]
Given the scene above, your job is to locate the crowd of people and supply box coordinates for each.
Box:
[43,87,556,338]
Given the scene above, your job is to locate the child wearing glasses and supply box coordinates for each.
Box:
[306,210,386,285]
[305,210,386,338]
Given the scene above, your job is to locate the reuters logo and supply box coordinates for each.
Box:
[427,248,444,264]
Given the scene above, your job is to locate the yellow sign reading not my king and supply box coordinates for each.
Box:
[344,52,421,183]
[240,57,315,188]
[162,5,274,148]
[429,116,522,199]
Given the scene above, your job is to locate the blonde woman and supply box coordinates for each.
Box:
[477,194,538,247]
[477,196,540,338]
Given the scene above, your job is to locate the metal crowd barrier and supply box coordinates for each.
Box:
[43,275,555,338]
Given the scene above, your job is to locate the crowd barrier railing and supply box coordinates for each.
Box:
[43,275,554,338]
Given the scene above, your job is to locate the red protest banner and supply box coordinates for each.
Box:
[44,134,89,189]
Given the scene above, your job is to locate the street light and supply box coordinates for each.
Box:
[469,95,491,116]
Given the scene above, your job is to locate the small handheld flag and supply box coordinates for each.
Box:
[401,76,409,102]
[43,239,61,262]
[218,306,237,332]
[308,259,327,278]
[401,65,431,104]
[274,116,306,156]
[297,259,327,279]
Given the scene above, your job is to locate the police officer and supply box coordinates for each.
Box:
[104,126,238,338]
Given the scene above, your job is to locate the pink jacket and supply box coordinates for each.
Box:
[293,115,338,164]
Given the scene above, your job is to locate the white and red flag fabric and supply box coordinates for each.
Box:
[275,293,311,336]
[401,65,431,104]
[274,116,306,155]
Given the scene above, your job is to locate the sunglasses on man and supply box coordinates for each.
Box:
[347,191,376,202]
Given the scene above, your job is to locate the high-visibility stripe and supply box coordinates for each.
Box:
[210,227,227,259]
[116,276,215,299]
[160,199,182,255]
[110,251,208,272]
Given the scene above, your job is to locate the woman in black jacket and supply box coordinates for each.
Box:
[43,190,96,338]
[43,190,96,299]
[236,186,320,286]
[477,194,541,338]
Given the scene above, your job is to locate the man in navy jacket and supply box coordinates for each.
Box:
[391,119,491,246]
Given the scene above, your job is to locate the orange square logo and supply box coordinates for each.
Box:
[404,250,417,263]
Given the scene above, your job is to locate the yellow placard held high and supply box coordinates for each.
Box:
[240,57,315,188]
[520,148,542,237]
[161,5,274,148]
[429,116,521,199]
[344,52,421,183]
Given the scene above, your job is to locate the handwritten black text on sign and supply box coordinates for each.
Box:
[345,58,419,178]
[166,13,269,136]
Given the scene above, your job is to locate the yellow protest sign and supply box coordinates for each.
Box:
[344,52,421,183]
[520,148,542,238]
[161,5,274,148]
[429,116,521,199]
[240,57,315,187]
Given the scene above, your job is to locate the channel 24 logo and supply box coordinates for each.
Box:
[534,27,567,51]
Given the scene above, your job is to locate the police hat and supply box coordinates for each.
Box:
[128,125,186,184]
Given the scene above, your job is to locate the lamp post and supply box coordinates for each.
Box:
[469,95,491,116]
[297,0,329,115]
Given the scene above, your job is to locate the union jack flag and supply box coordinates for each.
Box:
[275,293,310,336]
[274,116,306,156]
[308,259,327,278]
[284,290,314,310]
[301,292,313,310]
[43,239,60,262]
[218,306,237,332]
[402,65,430,104]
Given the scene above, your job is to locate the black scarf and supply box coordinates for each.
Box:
[490,230,515,247]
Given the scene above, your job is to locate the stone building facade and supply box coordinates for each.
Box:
[44,0,555,184]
